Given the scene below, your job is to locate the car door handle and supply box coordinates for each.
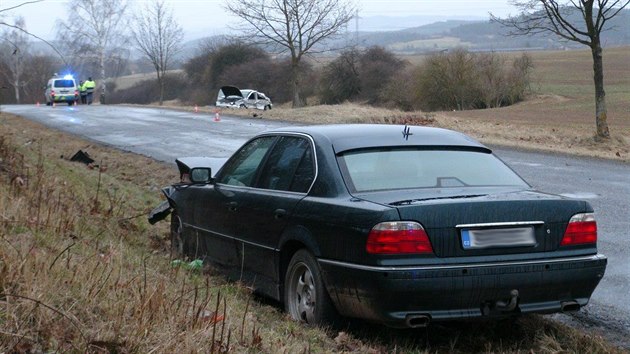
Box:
[228,201,238,212]
[274,209,287,219]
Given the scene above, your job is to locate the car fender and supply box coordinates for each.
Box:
[278,224,322,257]
[147,186,178,225]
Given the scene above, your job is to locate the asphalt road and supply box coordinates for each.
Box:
[2,104,629,347]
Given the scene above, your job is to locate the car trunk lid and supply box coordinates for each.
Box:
[354,189,590,257]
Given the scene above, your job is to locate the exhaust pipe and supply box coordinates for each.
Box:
[405,314,431,328]
[561,301,581,312]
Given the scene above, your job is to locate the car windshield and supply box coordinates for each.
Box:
[338,148,528,192]
[54,80,75,88]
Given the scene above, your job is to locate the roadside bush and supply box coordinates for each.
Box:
[379,65,419,111]
[319,49,361,104]
[318,46,404,105]
[214,57,313,105]
[183,41,280,105]
[209,43,269,88]
[415,48,481,111]
[358,46,404,104]
[108,73,188,104]
[505,53,534,104]
[413,48,533,111]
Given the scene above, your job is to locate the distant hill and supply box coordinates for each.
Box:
[349,9,630,53]
[24,10,629,71]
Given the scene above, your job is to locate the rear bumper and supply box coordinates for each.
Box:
[318,254,607,327]
[52,95,78,102]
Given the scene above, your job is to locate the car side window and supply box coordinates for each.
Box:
[257,136,314,193]
[217,136,276,187]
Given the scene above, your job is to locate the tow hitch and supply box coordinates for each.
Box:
[482,289,520,316]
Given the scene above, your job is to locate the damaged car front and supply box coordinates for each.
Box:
[148,156,226,231]
[215,86,245,109]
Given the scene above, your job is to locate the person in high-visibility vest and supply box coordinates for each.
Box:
[79,80,88,104]
[82,77,96,105]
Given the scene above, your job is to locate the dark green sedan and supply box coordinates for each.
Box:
[150,124,607,328]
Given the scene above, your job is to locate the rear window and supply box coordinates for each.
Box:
[338,148,528,192]
[53,80,75,88]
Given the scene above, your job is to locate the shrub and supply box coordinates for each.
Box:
[358,46,404,104]
[319,49,361,104]
[318,46,404,105]
[413,48,533,111]
[379,65,419,111]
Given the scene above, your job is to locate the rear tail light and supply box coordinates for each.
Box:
[366,221,433,254]
[560,213,597,246]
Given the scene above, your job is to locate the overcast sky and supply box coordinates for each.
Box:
[2,0,520,40]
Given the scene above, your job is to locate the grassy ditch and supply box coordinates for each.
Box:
[0,113,623,353]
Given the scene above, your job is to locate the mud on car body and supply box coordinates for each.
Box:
[149,124,607,328]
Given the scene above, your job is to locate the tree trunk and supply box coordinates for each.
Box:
[291,58,303,108]
[159,77,164,106]
[591,42,610,139]
[99,53,107,104]
[13,80,20,104]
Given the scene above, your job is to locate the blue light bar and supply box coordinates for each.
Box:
[63,74,74,80]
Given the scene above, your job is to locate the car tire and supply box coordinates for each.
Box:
[284,249,338,326]
[264,105,271,111]
[170,212,184,258]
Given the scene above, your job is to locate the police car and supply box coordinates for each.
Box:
[44,74,79,106]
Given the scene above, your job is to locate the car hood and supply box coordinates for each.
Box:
[218,86,242,99]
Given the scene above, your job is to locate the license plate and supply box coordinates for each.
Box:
[461,227,536,249]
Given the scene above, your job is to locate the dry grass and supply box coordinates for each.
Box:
[0,114,332,353]
[0,114,626,353]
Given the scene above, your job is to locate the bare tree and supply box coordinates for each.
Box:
[492,0,629,140]
[1,1,67,66]
[0,17,29,103]
[132,0,183,106]
[57,0,129,104]
[226,0,356,108]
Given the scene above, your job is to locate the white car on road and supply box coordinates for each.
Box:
[216,86,272,110]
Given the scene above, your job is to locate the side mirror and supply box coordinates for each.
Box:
[190,167,212,183]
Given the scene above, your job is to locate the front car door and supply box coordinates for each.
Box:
[230,135,316,295]
[186,136,278,267]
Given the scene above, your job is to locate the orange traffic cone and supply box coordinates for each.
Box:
[214,112,221,122]
[36,102,40,107]
[194,105,199,113]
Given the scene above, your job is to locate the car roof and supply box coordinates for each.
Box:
[264,124,490,153]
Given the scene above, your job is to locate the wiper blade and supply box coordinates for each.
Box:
[389,194,486,206]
